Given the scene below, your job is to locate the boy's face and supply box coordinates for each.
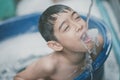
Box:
[53,10,94,53]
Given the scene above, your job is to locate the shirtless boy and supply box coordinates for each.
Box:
[14,4,103,80]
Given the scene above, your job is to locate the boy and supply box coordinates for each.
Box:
[14,4,103,80]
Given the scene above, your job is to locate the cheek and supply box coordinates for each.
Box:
[80,19,87,28]
[59,37,84,51]
[56,34,77,45]
[56,31,75,41]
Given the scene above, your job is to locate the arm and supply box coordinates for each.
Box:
[14,57,56,80]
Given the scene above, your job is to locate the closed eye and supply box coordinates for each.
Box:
[75,16,81,21]
[64,25,70,32]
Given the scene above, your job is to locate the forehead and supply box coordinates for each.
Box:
[52,9,74,19]
[52,10,78,30]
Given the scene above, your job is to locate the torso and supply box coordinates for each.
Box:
[46,53,85,80]
[39,34,103,80]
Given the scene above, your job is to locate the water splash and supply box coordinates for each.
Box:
[81,28,100,80]
[85,52,93,80]
[0,55,40,80]
[87,29,99,55]
[82,0,100,80]
[81,40,92,54]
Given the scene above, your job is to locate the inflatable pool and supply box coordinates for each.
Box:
[0,13,112,80]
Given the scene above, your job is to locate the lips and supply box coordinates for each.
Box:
[81,33,91,43]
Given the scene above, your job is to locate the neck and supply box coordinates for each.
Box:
[58,51,86,66]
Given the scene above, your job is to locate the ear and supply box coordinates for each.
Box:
[47,41,63,51]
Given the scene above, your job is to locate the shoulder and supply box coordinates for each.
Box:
[36,54,58,74]
[14,54,59,79]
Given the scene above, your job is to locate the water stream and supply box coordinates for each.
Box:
[81,0,100,80]
[81,28,99,80]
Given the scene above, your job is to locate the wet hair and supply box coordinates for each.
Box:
[38,4,71,41]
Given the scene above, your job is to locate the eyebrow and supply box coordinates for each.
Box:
[71,11,77,17]
[59,21,65,31]
[58,11,77,31]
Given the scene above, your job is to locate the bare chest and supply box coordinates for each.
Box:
[50,63,83,80]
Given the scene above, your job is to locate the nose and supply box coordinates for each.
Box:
[73,22,88,37]
[70,20,87,33]
[72,22,83,32]
[75,25,83,32]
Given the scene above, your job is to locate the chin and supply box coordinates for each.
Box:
[87,43,94,50]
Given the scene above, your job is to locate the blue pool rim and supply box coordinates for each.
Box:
[0,13,112,80]
[74,15,112,80]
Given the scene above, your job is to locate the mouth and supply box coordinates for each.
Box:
[81,33,91,43]
[80,33,92,53]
